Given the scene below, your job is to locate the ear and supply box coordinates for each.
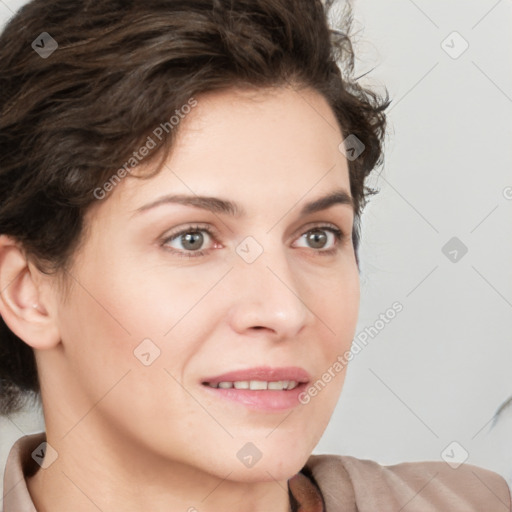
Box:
[0,235,60,350]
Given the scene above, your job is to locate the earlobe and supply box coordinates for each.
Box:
[0,235,60,350]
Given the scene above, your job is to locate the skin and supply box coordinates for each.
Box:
[0,86,360,512]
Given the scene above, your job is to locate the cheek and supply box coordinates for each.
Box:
[56,255,224,406]
[314,265,360,352]
[304,266,360,408]
[55,275,207,450]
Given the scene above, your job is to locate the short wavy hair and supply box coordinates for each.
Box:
[0,0,389,415]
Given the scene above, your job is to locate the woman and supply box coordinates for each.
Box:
[0,0,510,510]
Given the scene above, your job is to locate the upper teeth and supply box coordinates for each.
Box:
[207,380,298,390]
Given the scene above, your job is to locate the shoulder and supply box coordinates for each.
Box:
[2,432,46,512]
[304,453,512,512]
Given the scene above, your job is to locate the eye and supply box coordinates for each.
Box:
[161,223,347,258]
[161,224,217,258]
[293,225,345,254]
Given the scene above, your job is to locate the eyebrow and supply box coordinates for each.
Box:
[131,188,354,218]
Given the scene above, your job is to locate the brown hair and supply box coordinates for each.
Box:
[0,0,389,415]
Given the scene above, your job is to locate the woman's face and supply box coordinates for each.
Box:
[43,86,360,482]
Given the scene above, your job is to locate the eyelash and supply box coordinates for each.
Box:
[161,223,347,259]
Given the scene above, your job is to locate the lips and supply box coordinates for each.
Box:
[200,366,311,412]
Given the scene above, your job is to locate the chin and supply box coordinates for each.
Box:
[224,462,307,484]
[217,444,314,484]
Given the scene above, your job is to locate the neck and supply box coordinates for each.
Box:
[26,425,293,512]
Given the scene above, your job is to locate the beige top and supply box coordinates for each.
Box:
[2,431,511,511]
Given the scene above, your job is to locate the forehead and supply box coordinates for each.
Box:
[94,86,351,220]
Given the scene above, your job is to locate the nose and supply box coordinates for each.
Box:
[226,247,315,340]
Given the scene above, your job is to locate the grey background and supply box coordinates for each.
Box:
[1,0,511,500]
